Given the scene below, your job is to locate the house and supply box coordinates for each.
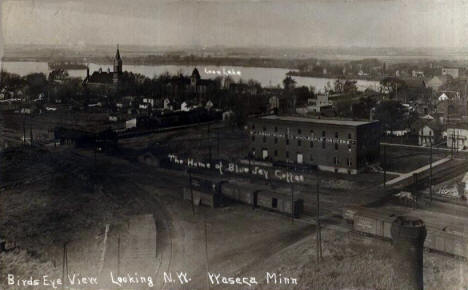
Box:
[447,123,468,150]
[205,100,214,110]
[436,91,466,122]
[163,98,172,110]
[412,70,424,78]
[417,120,444,147]
[442,67,462,79]
[268,96,280,114]
[426,75,451,91]
[462,172,468,195]
[398,78,431,104]
[143,98,155,106]
[306,94,333,113]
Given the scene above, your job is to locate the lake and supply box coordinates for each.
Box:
[1,61,380,92]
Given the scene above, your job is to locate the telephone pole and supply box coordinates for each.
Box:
[316,179,322,264]
[189,168,195,216]
[429,139,433,203]
[290,182,294,223]
[383,144,387,188]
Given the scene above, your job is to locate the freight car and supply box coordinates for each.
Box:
[343,206,468,258]
[220,180,304,218]
[183,177,304,217]
[255,190,304,218]
[183,177,224,208]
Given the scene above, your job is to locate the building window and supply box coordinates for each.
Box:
[348,144,352,151]
[252,124,255,130]
[297,140,302,146]
[274,150,278,156]
[286,138,289,145]
[298,129,302,134]
[263,126,266,131]
[334,157,339,165]
[252,135,255,141]
[263,136,266,143]
[310,141,314,148]
[310,155,314,161]
[286,151,289,158]
[322,141,326,149]
[335,143,339,150]
[274,126,278,132]
[274,137,278,144]
[335,132,339,138]
[348,133,352,139]
[347,158,352,167]
[322,131,326,137]
[310,130,315,136]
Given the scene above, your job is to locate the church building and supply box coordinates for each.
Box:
[83,45,123,88]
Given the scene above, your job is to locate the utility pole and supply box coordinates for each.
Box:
[189,168,195,216]
[383,144,386,188]
[216,131,220,159]
[208,124,212,164]
[204,213,210,290]
[290,182,294,223]
[29,115,33,147]
[117,234,121,276]
[429,139,433,203]
[62,242,68,289]
[451,130,455,159]
[316,179,322,264]
[22,114,26,146]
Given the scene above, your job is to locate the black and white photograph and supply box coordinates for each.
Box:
[2,0,468,289]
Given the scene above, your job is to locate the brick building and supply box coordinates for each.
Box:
[247,115,380,174]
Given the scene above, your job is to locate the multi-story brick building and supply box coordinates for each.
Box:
[247,115,381,174]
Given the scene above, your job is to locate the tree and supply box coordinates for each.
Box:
[351,97,377,119]
[343,80,358,95]
[335,99,354,118]
[380,77,407,99]
[334,79,344,93]
[25,73,48,98]
[283,76,296,91]
[374,101,406,132]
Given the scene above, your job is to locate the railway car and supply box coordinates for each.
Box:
[424,225,468,257]
[183,177,224,208]
[353,208,396,239]
[218,180,304,217]
[344,205,468,258]
[342,205,362,223]
[255,190,304,218]
[219,181,256,205]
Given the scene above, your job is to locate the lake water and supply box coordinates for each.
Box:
[1,61,380,92]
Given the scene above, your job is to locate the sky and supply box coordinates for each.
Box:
[2,0,468,49]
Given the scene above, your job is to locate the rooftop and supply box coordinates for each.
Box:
[259,115,377,126]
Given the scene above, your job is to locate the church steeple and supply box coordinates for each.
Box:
[113,44,122,74]
[115,44,121,61]
[113,44,122,86]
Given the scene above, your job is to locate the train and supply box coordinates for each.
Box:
[183,177,304,218]
[343,205,468,258]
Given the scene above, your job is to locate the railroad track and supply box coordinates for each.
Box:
[411,160,468,190]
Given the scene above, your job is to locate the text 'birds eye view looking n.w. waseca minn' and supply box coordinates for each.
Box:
[3,0,468,289]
